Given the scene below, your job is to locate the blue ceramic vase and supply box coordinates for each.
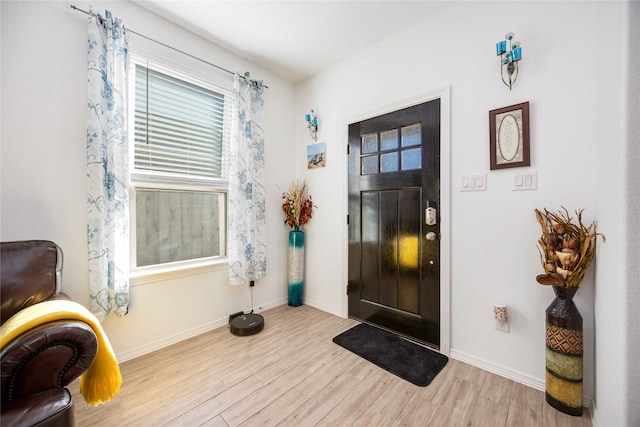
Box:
[288,226,305,307]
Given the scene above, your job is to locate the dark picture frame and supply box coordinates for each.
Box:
[489,101,530,170]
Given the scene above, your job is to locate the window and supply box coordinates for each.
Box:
[129,57,231,271]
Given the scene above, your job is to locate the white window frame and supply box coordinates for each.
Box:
[127,54,232,281]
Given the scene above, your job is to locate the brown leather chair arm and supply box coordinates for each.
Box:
[1,389,75,427]
[1,320,98,404]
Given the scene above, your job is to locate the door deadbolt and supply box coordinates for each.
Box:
[426,232,437,241]
[425,200,437,226]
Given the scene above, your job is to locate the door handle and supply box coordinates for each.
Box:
[426,232,437,241]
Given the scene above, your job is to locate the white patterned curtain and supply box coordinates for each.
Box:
[86,8,130,320]
[228,72,267,285]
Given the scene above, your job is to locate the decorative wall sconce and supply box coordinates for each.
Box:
[496,32,522,90]
[305,109,318,141]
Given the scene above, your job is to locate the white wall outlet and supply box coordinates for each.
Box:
[513,170,537,191]
[495,319,510,332]
[494,304,509,332]
[460,174,487,191]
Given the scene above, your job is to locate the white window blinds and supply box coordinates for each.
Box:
[133,64,229,180]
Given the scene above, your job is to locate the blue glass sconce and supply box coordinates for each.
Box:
[305,109,318,141]
[496,32,522,90]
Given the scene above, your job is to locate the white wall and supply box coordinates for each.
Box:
[593,2,640,425]
[294,1,631,420]
[625,5,640,425]
[1,1,296,360]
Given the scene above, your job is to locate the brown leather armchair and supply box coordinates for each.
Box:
[1,241,99,427]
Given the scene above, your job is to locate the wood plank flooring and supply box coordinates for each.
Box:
[69,305,593,426]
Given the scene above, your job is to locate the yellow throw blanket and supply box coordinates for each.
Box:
[0,299,122,406]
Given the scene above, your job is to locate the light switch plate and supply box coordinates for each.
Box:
[461,174,487,192]
[513,171,537,191]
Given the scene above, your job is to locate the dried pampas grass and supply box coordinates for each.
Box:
[535,207,605,288]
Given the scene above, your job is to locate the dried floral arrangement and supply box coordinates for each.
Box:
[282,180,314,229]
[535,207,605,288]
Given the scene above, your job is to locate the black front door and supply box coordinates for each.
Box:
[348,99,441,348]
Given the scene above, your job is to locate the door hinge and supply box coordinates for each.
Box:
[347,282,359,295]
[347,214,349,225]
[347,144,350,155]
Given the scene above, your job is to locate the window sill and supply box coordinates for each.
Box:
[130,257,228,287]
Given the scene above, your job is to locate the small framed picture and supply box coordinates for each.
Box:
[307,142,326,169]
[489,102,530,170]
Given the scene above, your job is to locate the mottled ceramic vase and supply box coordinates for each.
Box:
[545,285,583,416]
[287,227,304,307]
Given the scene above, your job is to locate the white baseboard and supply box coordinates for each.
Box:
[450,348,545,390]
[116,297,288,363]
[450,348,593,410]
[255,296,288,312]
[116,318,227,363]
[303,297,345,318]
[590,404,600,427]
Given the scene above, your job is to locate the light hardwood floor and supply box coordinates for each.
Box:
[70,304,592,427]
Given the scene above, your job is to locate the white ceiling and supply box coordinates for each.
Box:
[134,1,453,83]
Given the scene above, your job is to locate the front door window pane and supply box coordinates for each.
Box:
[401,148,421,170]
[362,134,378,154]
[362,155,379,174]
[380,129,398,151]
[401,124,421,147]
[380,152,399,172]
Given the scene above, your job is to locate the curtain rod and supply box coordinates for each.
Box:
[70,4,268,88]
